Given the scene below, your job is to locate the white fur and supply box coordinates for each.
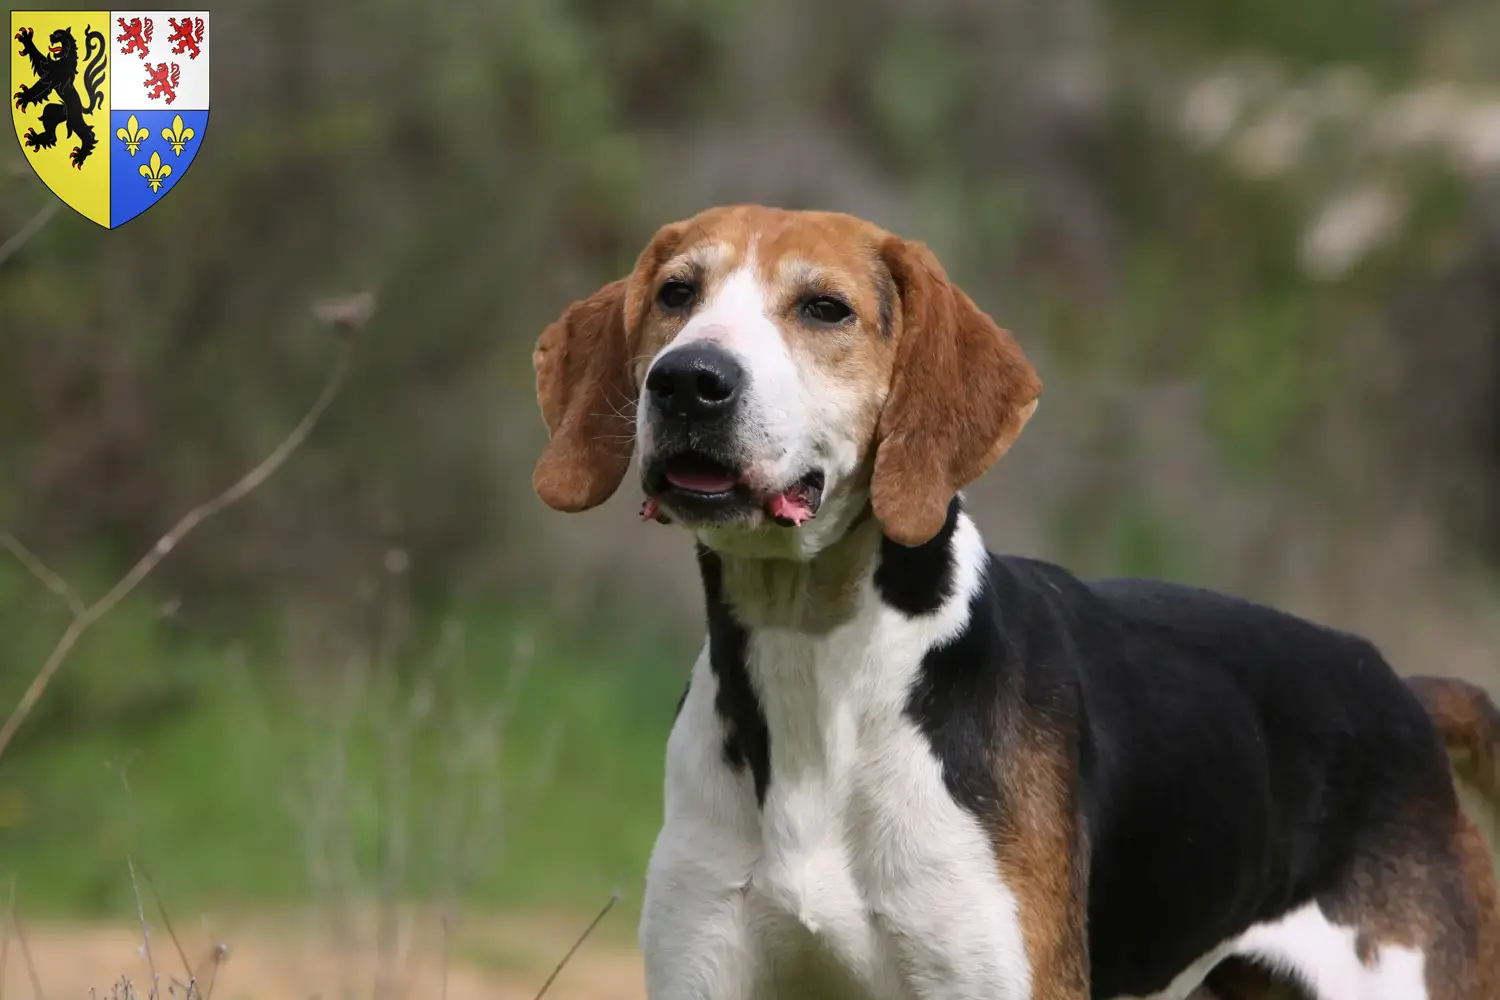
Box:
[638,252,879,561]
[639,512,1033,999]
[1115,902,1429,1000]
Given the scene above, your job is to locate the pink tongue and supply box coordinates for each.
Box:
[666,471,736,493]
[767,490,817,526]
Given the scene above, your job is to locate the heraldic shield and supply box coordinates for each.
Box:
[10,10,208,228]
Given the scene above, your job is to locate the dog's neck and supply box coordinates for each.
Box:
[696,498,967,634]
[691,498,978,810]
[700,511,883,633]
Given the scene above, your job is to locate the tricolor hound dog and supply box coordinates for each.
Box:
[529,204,1500,1000]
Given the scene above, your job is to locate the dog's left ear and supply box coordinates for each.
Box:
[872,236,1042,547]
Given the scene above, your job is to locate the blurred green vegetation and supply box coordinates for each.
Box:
[2,0,1499,925]
[0,584,683,926]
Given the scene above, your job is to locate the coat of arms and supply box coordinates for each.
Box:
[10,9,209,228]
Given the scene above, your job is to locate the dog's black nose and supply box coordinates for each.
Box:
[646,343,744,420]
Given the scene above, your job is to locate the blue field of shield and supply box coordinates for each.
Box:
[109,109,207,228]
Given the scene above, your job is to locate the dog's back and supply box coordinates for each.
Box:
[976,560,1492,996]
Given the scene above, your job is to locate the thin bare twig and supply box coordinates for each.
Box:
[9,890,44,1000]
[138,862,195,987]
[0,535,85,618]
[0,200,59,270]
[197,943,227,1000]
[0,313,364,761]
[127,857,160,998]
[532,893,619,1000]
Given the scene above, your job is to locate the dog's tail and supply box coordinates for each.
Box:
[1408,674,1500,985]
[1408,675,1500,830]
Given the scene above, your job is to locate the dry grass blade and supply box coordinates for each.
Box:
[196,943,227,1000]
[0,296,371,761]
[11,912,44,1000]
[137,861,195,987]
[532,892,619,1000]
[127,858,159,998]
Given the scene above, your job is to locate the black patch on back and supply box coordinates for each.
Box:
[874,496,960,615]
[697,545,771,806]
[899,527,1462,998]
[1073,576,1456,995]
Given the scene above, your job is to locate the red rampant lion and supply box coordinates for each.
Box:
[115,16,152,59]
[166,17,203,60]
[144,62,180,104]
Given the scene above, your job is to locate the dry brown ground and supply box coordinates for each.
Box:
[2,911,647,1000]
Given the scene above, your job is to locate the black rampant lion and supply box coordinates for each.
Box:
[13,24,107,169]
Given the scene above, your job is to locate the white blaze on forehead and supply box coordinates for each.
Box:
[675,255,775,346]
[654,253,804,427]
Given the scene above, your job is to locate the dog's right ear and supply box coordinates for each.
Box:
[532,223,687,512]
[532,279,634,512]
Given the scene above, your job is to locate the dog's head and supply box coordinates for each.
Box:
[531,205,1041,556]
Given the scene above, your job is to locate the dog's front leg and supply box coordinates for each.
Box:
[867,738,1091,1000]
[640,826,762,1000]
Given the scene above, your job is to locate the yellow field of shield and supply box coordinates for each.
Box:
[10,10,111,228]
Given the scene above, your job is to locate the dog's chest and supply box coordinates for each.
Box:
[738,621,1020,997]
[744,633,887,971]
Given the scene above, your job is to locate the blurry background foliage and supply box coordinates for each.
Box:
[1,0,1499,928]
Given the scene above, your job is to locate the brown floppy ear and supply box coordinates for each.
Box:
[532,280,635,512]
[872,237,1042,546]
[532,223,687,512]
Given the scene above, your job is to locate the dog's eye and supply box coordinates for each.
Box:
[658,281,697,311]
[801,296,853,325]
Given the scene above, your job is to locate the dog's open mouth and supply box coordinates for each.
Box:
[662,452,738,496]
[644,453,825,527]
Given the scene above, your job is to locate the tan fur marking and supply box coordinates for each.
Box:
[716,514,881,632]
[991,727,1090,1000]
[774,259,896,465]
[1408,675,1500,998]
[1454,809,1500,1000]
[1313,806,1492,1000]
[1280,675,1500,1000]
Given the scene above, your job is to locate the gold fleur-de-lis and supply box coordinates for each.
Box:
[115,114,149,156]
[139,150,171,192]
[162,114,194,155]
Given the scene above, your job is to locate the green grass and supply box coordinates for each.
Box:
[0,601,687,930]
